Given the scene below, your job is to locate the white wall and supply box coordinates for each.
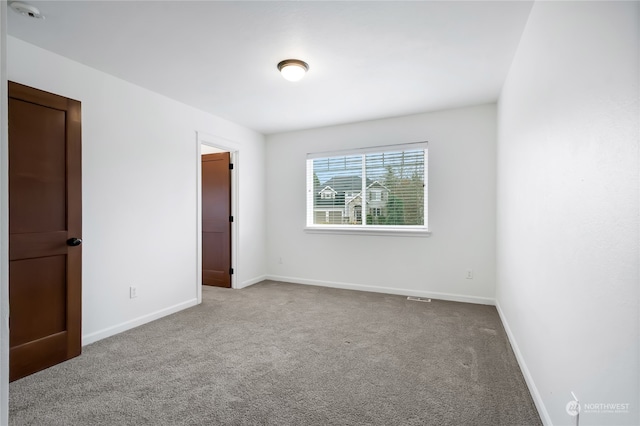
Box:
[266,104,496,304]
[7,37,267,345]
[201,144,226,155]
[496,2,639,425]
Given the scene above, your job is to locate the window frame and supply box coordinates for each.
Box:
[305,142,430,237]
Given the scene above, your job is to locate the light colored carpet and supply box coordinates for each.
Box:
[10,280,541,425]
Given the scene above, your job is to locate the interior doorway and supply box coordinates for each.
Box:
[201,151,231,288]
[196,132,239,302]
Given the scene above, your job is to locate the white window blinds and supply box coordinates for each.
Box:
[306,144,428,229]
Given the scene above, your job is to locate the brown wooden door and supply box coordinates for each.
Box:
[202,152,231,288]
[8,82,82,382]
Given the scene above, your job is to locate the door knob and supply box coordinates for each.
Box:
[66,238,82,247]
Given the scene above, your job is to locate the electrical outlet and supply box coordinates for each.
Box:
[466,270,474,280]
[130,286,138,299]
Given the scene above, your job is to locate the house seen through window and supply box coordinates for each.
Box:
[306,144,427,230]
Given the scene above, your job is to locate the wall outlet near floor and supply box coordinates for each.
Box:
[129,286,138,299]
[466,270,474,279]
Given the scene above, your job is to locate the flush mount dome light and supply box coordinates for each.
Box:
[10,1,45,19]
[277,59,309,82]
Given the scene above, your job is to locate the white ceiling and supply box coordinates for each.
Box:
[7,1,534,135]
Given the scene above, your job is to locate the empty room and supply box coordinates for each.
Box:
[0,1,638,425]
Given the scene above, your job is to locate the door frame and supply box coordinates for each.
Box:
[196,131,239,303]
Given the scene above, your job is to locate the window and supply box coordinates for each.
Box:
[320,191,334,199]
[306,143,428,234]
[370,207,382,217]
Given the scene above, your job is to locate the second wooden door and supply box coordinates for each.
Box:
[202,152,231,288]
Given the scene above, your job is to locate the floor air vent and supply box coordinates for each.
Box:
[407,296,431,302]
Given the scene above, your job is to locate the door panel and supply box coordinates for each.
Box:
[9,256,67,347]
[8,81,82,382]
[9,99,67,234]
[202,152,231,288]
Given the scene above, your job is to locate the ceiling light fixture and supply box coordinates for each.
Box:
[277,59,309,82]
[9,1,44,19]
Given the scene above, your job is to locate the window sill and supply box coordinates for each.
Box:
[304,226,431,237]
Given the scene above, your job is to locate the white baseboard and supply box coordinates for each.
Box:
[237,275,266,290]
[495,300,551,425]
[82,298,198,346]
[265,274,495,305]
